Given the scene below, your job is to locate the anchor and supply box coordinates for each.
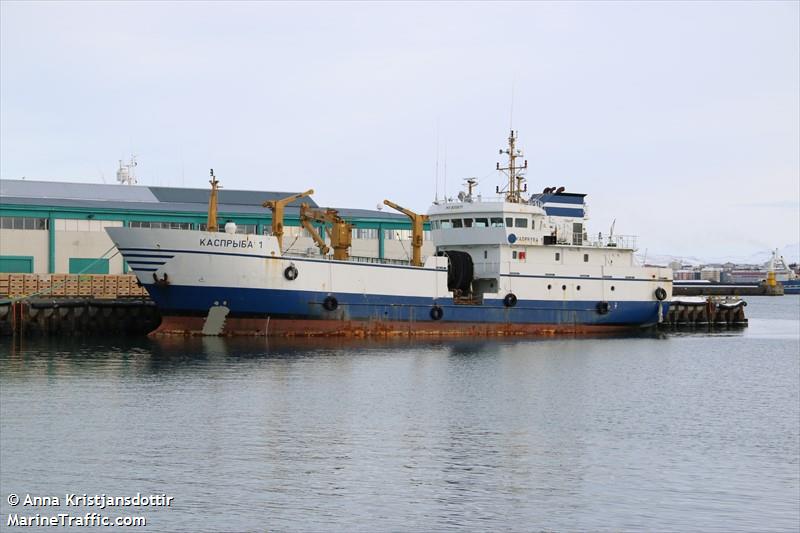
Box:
[152,272,170,287]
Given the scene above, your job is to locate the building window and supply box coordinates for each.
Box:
[384,229,412,240]
[514,218,528,228]
[352,228,378,239]
[0,216,49,230]
[55,219,122,232]
[584,254,589,262]
[131,221,192,230]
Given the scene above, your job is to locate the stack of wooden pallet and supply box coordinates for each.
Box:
[0,274,148,299]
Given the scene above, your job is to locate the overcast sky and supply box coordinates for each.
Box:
[1,1,798,260]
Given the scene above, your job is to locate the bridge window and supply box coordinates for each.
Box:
[505,217,513,227]
[514,218,528,228]
[474,218,488,227]
[463,218,473,228]
[451,219,463,228]
[490,217,504,227]
[440,220,453,229]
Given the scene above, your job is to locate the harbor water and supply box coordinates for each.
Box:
[1,297,798,531]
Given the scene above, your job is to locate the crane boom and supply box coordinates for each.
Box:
[300,204,353,260]
[262,189,314,251]
[382,199,428,267]
[207,169,221,233]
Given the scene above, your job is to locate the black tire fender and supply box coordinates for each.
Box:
[430,305,443,321]
[655,287,667,301]
[503,293,517,308]
[597,301,610,315]
[322,295,338,311]
[284,265,298,281]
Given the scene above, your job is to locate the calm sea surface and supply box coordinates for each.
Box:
[1,296,798,532]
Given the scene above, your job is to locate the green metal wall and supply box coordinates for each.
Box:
[0,255,34,273]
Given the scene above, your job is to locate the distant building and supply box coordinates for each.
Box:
[0,179,431,274]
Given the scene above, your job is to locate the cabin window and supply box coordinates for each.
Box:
[474,218,488,228]
[452,219,463,228]
[505,217,513,227]
[490,217,504,227]
[555,252,560,261]
[463,218,473,228]
[440,220,453,229]
[514,218,528,228]
[584,253,589,262]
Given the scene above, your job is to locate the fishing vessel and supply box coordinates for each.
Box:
[106,131,672,336]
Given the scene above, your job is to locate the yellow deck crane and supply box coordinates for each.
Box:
[262,189,314,251]
[382,199,428,267]
[299,203,353,260]
[206,169,221,232]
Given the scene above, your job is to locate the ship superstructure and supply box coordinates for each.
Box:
[106,130,672,336]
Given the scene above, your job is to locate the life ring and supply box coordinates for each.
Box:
[323,296,338,311]
[597,301,610,315]
[655,287,667,301]
[430,305,443,321]
[503,293,517,308]
[284,265,298,281]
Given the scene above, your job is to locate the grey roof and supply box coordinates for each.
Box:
[0,178,407,221]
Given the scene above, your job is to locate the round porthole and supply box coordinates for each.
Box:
[610,286,615,291]
[547,284,552,290]
[577,285,581,291]
[562,285,567,291]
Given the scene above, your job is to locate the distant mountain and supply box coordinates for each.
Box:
[639,242,800,267]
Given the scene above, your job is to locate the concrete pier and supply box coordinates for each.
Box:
[1,273,160,337]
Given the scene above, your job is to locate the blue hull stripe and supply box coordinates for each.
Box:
[143,284,667,326]
[123,253,175,259]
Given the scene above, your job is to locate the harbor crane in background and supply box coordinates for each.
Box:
[263,189,314,251]
[383,199,428,267]
[299,203,353,261]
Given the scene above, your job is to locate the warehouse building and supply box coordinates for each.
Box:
[0,179,432,274]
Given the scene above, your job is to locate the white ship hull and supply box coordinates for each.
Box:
[107,228,672,336]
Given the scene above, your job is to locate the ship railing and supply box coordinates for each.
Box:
[587,234,638,250]
[349,255,413,266]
